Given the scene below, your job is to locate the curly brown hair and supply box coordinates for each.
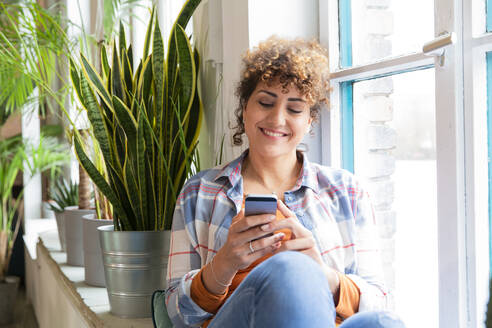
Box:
[232,36,330,146]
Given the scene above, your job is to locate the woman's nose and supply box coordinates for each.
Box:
[267,104,286,125]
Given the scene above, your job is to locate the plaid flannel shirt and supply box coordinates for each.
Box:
[165,150,388,327]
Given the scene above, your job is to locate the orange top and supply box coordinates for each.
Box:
[190,209,360,327]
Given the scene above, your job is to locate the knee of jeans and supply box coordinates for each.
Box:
[341,311,406,328]
[250,251,335,311]
[260,251,326,285]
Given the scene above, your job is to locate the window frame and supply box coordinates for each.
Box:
[319,0,482,327]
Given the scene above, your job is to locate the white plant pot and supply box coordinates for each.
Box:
[64,206,95,266]
[82,214,111,287]
[54,211,66,252]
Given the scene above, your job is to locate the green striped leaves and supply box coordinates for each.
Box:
[71,2,202,231]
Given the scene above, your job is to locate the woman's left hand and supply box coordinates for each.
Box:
[261,200,340,297]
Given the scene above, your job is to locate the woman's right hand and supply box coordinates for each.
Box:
[219,209,286,270]
[202,209,285,294]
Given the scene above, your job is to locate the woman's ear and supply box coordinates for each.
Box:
[307,118,313,134]
[242,105,247,123]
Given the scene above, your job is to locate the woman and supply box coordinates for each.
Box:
[164,37,404,328]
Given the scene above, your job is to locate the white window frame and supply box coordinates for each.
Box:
[319,0,490,327]
[464,1,491,327]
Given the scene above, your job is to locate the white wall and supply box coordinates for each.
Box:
[22,89,42,220]
[194,0,322,166]
[248,0,319,45]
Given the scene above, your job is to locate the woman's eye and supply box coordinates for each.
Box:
[288,108,303,114]
[259,101,273,107]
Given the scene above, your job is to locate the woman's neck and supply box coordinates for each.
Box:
[242,150,301,196]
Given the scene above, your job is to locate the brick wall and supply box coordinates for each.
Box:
[358,0,396,309]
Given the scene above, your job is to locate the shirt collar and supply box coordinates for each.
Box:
[213,149,248,187]
[213,149,320,193]
[292,151,320,194]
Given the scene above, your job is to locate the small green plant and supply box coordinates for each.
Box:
[47,177,78,213]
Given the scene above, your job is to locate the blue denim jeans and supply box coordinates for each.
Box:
[208,251,405,328]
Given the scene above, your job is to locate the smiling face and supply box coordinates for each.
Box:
[243,81,313,159]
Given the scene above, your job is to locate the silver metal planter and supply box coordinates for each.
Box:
[98,225,171,318]
[82,214,111,287]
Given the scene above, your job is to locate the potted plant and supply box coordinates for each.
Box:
[47,177,78,252]
[0,0,147,280]
[70,0,202,317]
[81,138,113,287]
[82,211,112,287]
[63,181,95,266]
[0,133,68,325]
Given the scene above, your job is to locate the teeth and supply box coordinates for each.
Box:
[262,129,285,137]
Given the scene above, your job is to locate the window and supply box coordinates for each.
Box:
[320,0,488,327]
[353,70,438,327]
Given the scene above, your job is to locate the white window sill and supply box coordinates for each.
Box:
[23,218,154,328]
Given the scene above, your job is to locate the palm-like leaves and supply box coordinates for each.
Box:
[0,1,74,121]
[72,0,203,231]
[47,177,78,213]
[103,0,148,42]
[0,135,69,280]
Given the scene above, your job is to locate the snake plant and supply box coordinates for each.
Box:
[71,0,203,231]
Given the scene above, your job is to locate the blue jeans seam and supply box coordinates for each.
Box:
[248,287,256,328]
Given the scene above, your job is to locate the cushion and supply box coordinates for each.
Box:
[152,290,173,328]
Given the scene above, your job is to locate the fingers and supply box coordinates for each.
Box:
[231,209,245,225]
[231,212,276,233]
[245,233,285,260]
[239,226,274,245]
[249,232,285,254]
[247,242,282,261]
[277,200,295,217]
[275,237,316,253]
[228,232,285,270]
[260,216,308,239]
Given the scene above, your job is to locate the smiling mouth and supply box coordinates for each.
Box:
[260,128,288,137]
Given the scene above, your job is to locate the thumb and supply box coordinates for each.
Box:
[277,200,294,217]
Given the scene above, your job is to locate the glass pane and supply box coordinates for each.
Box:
[350,1,434,66]
[488,0,492,32]
[353,69,438,327]
[487,52,492,278]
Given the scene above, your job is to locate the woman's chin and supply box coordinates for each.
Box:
[250,146,295,159]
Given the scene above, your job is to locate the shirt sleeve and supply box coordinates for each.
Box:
[190,267,229,314]
[347,178,388,311]
[165,184,214,327]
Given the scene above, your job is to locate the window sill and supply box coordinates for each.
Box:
[23,218,153,328]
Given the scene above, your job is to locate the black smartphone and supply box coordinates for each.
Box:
[244,194,278,216]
